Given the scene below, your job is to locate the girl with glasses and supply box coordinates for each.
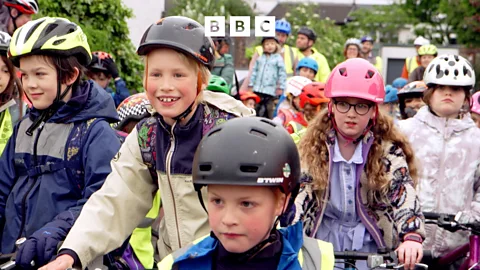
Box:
[284,58,425,270]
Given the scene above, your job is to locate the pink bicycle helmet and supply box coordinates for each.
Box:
[472,92,480,115]
[325,58,385,103]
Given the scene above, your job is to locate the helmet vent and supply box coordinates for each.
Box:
[53,38,66,45]
[454,55,460,61]
[454,69,459,77]
[44,23,58,36]
[464,65,472,77]
[183,23,198,30]
[25,21,43,41]
[240,165,258,173]
[206,128,222,137]
[339,67,347,76]
[444,69,449,76]
[250,129,267,138]
[260,118,276,127]
[365,70,375,79]
[199,164,212,172]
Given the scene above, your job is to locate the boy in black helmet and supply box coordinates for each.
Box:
[158,117,334,269]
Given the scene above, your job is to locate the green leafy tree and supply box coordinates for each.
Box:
[168,0,255,25]
[36,0,144,92]
[439,0,480,47]
[285,3,346,68]
[402,0,457,45]
[343,4,418,44]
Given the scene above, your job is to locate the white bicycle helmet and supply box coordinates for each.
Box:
[414,36,430,46]
[286,76,312,97]
[344,38,362,50]
[423,54,475,90]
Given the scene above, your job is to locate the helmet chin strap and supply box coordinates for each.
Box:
[7,7,20,32]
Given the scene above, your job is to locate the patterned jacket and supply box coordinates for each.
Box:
[287,130,425,250]
[398,106,480,256]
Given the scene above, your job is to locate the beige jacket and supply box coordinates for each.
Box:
[60,92,255,267]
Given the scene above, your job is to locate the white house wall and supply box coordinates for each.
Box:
[122,0,165,48]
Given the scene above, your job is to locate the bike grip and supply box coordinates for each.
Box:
[422,212,441,220]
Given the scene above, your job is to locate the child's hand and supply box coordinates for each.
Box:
[396,240,423,270]
[39,254,74,270]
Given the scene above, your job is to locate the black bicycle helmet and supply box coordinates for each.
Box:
[137,16,215,71]
[297,27,317,41]
[261,36,279,45]
[193,117,300,198]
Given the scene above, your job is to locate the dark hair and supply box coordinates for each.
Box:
[85,69,111,80]
[40,54,85,91]
[0,55,24,114]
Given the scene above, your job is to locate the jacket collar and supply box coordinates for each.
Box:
[174,222,305,270]
[414,106,475,137]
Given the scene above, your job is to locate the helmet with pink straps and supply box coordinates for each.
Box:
[472,92,480,115]
[324,58,385,103]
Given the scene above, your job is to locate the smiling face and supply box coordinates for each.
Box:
[19,55,77,110]
[428,85,467,118]
[208,185,284,253]
[144,48,200,125]
[332,97,376,139]
[345,45,360,59]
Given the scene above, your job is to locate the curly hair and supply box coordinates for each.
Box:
[299,107,418,200]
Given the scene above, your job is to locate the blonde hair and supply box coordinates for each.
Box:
[143,48,211,96]
[299,107,418,199]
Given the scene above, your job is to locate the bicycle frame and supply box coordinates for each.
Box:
[437,234,480,270]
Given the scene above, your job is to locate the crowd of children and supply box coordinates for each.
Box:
[0,3,478,269]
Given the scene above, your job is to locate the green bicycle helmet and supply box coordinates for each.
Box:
[206,75,230,95]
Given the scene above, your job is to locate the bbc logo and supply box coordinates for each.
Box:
[205,16,276,37]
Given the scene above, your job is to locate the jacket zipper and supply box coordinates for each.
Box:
[432,118,448,248]
[16,121,45,241]
[164,121,182,248]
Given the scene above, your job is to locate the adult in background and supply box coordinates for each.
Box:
[360,35,382,73]
[344,38,362,60]
[400,36,430,79]
[296,26,331,83]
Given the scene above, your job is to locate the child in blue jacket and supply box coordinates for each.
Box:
[248,36,287,119]
[158,117,335,270]
[0,17,121,267]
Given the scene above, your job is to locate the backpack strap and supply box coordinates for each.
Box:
[202,103,234,136]
[64,118,103,191]
[137,116,159,181]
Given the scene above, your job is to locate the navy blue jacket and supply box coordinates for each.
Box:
[0,80,121,252]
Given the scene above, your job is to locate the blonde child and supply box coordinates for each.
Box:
[41,16,254,270]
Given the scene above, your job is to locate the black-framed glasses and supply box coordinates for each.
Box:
[333,100,373,115]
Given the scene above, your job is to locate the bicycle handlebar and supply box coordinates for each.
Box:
[334,250,397,261]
